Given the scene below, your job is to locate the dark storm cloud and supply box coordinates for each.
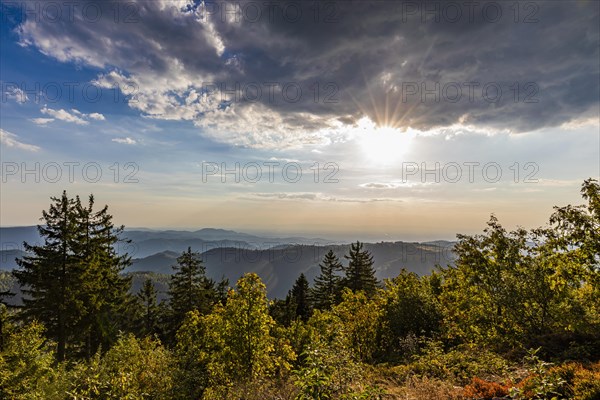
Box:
[205,0,599,129]
[11,0,600,142]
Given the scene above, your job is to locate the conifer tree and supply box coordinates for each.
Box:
[14,192,132,360]
[287,273,311,321]
[73,194,131,357]
[312,249,343,309]
[168,247,215,327]
[14,191,78,361]
[343,241,379,297]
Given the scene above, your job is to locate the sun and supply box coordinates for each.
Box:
[357,120,415,167]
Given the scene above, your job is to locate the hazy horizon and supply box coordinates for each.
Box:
[1,223,458,244]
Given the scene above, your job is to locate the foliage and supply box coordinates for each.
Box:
[409,341,510,385]
[66,334,174,399]
[440,214,593,352]
[511,354,600,400]
[0,322,58,399]
[331,289,382,363]
[192,273,295,397]
[463,377,511,399]
[172,311,209,398]
[571,363,600,400]
[292,344,365,399]
[379,270,442,359]
[393,376,464,400]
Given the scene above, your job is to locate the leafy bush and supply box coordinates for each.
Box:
[66,334,174,399]
[463,377,511,399]
[510,349,568,400]
[0,322,59,400]
[408,341,511,385]
[394,376,464,399]
[572,364,600,400]
[292,345,363,399]
[331,289,382,363]
[379,271,442,360]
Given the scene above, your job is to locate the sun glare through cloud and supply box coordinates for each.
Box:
[356,119,415,167]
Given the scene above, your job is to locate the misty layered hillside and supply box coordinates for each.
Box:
[0,226,336,258]
[0,249,27,271]
[127,242,455,298]
[0,227,43,247]
[0,226,455,299]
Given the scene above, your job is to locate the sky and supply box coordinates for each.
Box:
[0,0,599,241]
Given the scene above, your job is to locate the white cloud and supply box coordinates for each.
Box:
[5,87,28,104]
[14,2,341,149]
[248,192,402,203]
[41,107,88,125]
[0,129,40,152]
[37,107,106,125]
[359,181,434,189]
[560,116,600,130]
[360,182,401,189]
[30,118,55,125]
[112,137,137,145]
[88,113,106,121]
[536,179,582,187]
[268,157,301,163]
[192,103,345,149]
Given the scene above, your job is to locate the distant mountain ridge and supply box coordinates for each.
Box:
[1,226,337,258]
[0,226,456,298]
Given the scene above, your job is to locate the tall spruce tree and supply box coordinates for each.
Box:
[287,273,311,321]
[14,192,78,361]
[169,247,215,327]
[312,249,343,309]
[72,194,131,357]
[14,191,131,360]
[343,241,379,297]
